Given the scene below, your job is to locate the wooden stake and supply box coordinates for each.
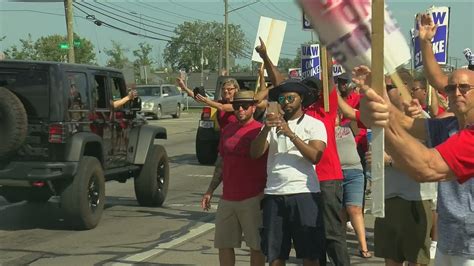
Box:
[370,0,385,218]
[321,46,330,112]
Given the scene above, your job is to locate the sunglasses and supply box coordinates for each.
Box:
[232,102,253,110]
[278,95,297,104]
[411,87,426,92]
[222,87,236,92]
[444,83,474,95]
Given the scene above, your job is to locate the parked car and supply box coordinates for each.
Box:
[194,76,269,165]
[0,60,170,230]
[183,90,215,109]
[136,84,183,119]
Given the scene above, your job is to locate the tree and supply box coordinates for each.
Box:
[163,21,249,72]
[4,34,37,60]
[104,41,130,69]
[133,42,154,84]
[278,58,298,74]
[5,33,96,63]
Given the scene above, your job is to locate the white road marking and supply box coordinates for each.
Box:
[113,222,215,265]
[187,174,212,178]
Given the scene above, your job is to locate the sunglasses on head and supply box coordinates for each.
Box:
[278,95,297,104]
[232,102,253,110]
[444,83,474,95]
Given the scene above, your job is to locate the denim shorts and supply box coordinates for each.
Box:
[342,168,365,207]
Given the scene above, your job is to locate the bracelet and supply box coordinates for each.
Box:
[289,133,298,142]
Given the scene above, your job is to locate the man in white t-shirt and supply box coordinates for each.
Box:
[250,80,327,266]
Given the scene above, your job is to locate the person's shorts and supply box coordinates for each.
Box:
[342,168,365,207]
[374,197,433,264]
[260,193,325,263]
[214,194,262,250]
[435,248,474,266]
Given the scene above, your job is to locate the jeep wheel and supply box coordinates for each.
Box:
[0,87,28,157]
[172,104,181,118]
[134,145,169,207]
[61,156,105,230]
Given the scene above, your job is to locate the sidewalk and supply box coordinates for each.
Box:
[146,206,387,265]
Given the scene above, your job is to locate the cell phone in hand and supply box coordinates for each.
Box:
[267,101,279,115]
[193,86,206,98]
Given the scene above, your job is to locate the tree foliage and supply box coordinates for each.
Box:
[163,21,249,72]
[4,33,96,64]
[133,42,154,84]
[104,40,130,69]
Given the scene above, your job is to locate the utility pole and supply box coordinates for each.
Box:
[224,0,229,74]
[201,50,204,86]
[64,0,75,63]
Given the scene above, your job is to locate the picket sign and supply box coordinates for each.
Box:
[321,46,330,113]
[413,6,450,70]
[251,17,287,66]
[298,0,414,217]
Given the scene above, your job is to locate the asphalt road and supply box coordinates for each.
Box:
[0,112,219,265]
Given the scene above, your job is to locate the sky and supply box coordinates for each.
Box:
[0,0,473,69]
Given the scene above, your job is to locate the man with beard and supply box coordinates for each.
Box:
[250,80,327,266]
[201,90,267,266]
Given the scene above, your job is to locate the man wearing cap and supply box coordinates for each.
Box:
[201,90,267,266]
[250,80,327,265]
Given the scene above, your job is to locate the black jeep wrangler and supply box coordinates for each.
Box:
[0,60,170,230]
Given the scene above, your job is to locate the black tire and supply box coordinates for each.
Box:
[61,156,105,230]
[195,139,218,165]
[172,104,181,118]
[0,87,28,157]
[134,145,169,207]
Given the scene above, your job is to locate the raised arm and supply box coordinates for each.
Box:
[176,78,194,97]
[255,37,286,86]
[418,13,449,91]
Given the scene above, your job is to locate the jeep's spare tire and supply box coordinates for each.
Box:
[0,87,28,157]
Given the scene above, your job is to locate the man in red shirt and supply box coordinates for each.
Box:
[200,90,267,266]
[359,68,474,184]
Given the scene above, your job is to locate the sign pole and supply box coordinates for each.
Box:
[321,46,330,112]
[370,0,386,218]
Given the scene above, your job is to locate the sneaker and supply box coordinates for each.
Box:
[430,241,437,260]
[346,221,355,232]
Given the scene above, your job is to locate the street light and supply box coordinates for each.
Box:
[224,0,259,74]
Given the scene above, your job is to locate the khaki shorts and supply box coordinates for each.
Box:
[374,197,433,264]
[214,194,263,250]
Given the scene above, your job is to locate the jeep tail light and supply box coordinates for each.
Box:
[49,124,66,143]
[201,106,211,120]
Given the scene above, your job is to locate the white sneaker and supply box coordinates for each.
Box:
[430,241,437,260]
[346,221,355,232]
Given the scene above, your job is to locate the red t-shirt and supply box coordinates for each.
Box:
[304,89,343,181]
[217,100,238,132]
[219,119,267,201]
[435,127,474,184]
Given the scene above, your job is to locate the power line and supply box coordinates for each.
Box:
[137,2,212,23]
[167,0,221,16]
[97,2,177,30]
[117,3,180,27]
[76,2,175,39]
[73,4,173,43]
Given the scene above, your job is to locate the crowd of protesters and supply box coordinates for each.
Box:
[179,11,473,266]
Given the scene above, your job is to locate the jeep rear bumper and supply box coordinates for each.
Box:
[0,161,79,186]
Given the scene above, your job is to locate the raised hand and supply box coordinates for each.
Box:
[352,65,372,87]
[176,77,186,89]
[417,13,437,42]
[255,37,267,58]
[403,99,423,118]
[359,85,390,128]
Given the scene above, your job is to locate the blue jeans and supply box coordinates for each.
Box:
[342,168,365,207]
